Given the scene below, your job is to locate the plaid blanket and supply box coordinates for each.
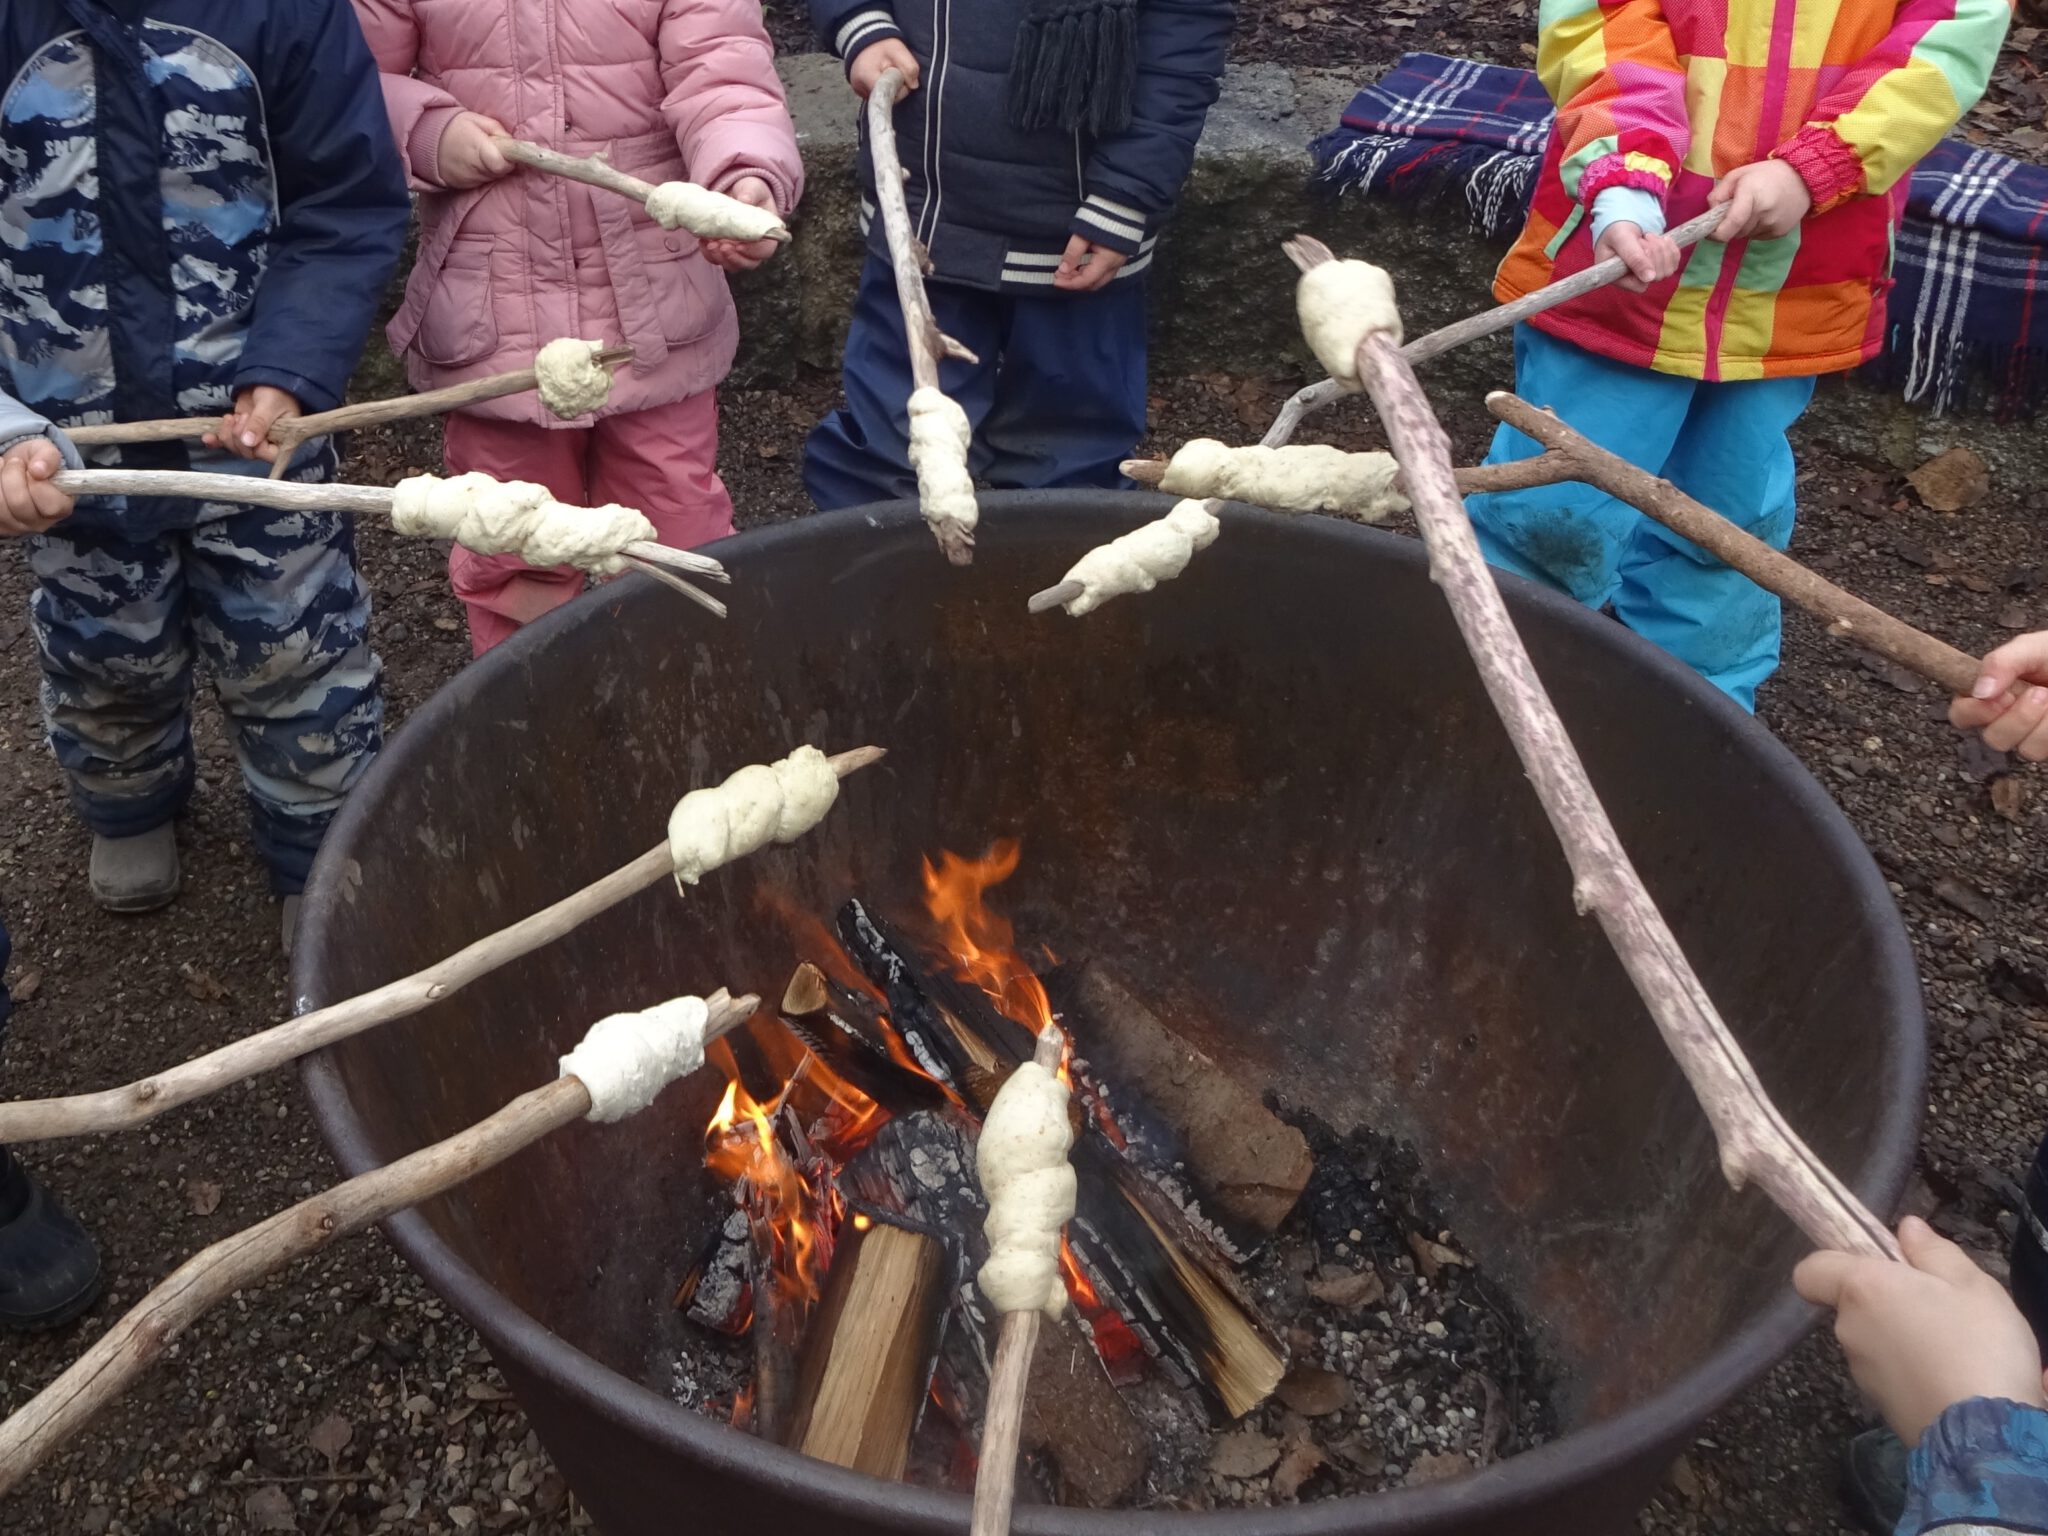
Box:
[1311,52,2048,419]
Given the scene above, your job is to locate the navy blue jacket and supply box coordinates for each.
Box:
[812,0,1233,294]
[0,0,408,534]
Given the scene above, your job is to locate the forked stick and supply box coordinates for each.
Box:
[0,747,886,1144]
[48,468,730,618]
[1118,439,1981,695]
[1279,233,1894,1260]
[65,349,635,481]
[869,68,981,566]
[968,1023,1066,1536]
[0,991,757,1501]
[493,137,791,243]
[1262,207,1729,449]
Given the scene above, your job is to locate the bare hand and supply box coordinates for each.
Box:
[701,177,783,272]
[1795,1217,2047,1447]
[437,111,514,191]
[1054,234,1128,293]
[1593,222,1683,293]
[1709,159,1813,242]
[850,38,919,100]
[204,386,301,464]
[0,439,74,536]
[1951,631,2048,762]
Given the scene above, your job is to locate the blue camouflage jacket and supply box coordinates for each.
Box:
[1905,1399,2048,1533]
[0,0,408,534]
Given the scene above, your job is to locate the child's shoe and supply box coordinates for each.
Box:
[1842,1426,1908,1534]
[0,1149,100,1331]
[88,825,180,912]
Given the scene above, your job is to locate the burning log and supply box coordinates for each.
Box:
[786,1211,949,1479]
[679,1206,754,1334]
[1054,962,1312,1247]
[747,1210,800,1443]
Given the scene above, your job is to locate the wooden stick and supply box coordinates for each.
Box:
[868,68,980,568]
[46,467,730,613]
[1276,233,1894,1261]
[1476,394,1981,696]
[0,748,886,1144]
[1262,207,1729,449]
[64,349,634,451]
[493,137,791,243]
[0,993,756,1501]
[968,1024,1066,1536]
[1123,435,1977,694]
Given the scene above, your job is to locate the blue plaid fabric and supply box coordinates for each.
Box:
[1312,52,2048,419]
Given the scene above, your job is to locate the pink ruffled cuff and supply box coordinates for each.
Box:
[408,106,467,191]
[1772,126,1866,214]
[1579,153,1672,204]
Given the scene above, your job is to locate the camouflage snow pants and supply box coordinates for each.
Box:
[27,458,382,894]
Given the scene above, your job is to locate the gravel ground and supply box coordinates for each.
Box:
[0,356,2040,1534]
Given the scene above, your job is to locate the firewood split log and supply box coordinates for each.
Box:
[0,991,760,1501]
[1281,233,1896,1263]
[0,747,885,1145]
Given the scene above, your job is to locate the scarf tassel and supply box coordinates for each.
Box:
[1008,3,1138,137]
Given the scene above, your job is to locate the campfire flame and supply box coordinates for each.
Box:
[921,840,1055,1035]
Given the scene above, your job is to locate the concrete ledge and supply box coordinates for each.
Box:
[731,56,2040,482]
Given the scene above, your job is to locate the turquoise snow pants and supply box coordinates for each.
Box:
[1464,325,1818,712]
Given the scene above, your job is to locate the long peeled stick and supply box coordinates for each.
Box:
[1284,235,1896,1261]
[1262,207,1729,450]
[969,1024,1069,1536]
[0,992,755,1502]
[0,746,885,1144]
[493,137,790,243]
[63,347,633,453]
[1474,392,1981,696]
[46,467,729,617]
[867,69,981,566]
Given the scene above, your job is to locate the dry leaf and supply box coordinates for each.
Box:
[307,1412,353,1466]
[185,1179,223,1217]
[1307,1266,1385,1309]
[464,1379,511,1402]
[1992,775,2028,824]
[11,967,41,1003]
[433,615,461,632]
[1999,603,2033,630]
[1406,1450,1470,1487]
[1278,1364,1353,1416]
[1407,1231,1470,1280]
[1209,1428,1282,1478]
[1271,1441,1327,1501]
[1905,446,1990,512]
[243,1485,298,1532]
[1667,1452,1704,1502]
[179,963,229,1003]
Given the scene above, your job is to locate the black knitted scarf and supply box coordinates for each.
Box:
[1007,0,1139,136]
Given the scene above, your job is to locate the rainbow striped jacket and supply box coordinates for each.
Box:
[1495,0,2012,379]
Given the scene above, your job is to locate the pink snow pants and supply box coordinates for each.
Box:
[441,391,735,656]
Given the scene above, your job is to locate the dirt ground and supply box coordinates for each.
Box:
[0,354,2042,1534]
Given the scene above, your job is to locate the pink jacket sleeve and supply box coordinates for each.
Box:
[349,0,471,192]
[656,0,807,216]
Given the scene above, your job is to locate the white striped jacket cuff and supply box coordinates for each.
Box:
[1072,193,1152,256]
[833,8,900,61]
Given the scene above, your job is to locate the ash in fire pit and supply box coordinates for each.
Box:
[664,842,1557,1510]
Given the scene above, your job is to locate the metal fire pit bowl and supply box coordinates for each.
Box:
[298,491,1922,1536]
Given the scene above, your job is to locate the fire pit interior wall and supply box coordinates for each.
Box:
[300,494,1920,1506]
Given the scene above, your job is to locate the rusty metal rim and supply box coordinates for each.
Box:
[299,492,1925,1534]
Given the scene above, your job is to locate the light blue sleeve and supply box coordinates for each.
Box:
[0,390,82,470]
[1590,186,1668,249]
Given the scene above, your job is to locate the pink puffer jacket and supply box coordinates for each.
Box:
[351,0,803,425]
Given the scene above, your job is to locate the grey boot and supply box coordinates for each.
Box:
[88,825,180,913]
